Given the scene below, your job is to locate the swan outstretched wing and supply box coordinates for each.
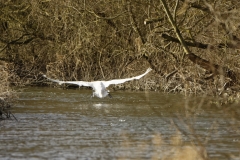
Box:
[103,68,152,87]
[43,75,92,87]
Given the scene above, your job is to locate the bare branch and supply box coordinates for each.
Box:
[144,17,163,25]
[127,1,146,44]
[160,0,237,82]
[173,0,180,22]
[161,33,231,49]
[160,0,191,55]
[86,9,127,20]
[0,34,34,45]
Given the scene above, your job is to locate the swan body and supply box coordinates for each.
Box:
[43,68,152,98]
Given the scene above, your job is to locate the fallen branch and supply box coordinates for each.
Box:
[165,69,178,81]
[144,17,164,25]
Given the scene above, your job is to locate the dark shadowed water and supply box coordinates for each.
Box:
[0,87,239,159]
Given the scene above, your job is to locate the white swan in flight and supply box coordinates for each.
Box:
[43,68,152,98]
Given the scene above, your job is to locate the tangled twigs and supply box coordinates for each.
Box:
[0,97,18,121]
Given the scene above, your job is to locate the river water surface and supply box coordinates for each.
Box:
[0,87,239,159]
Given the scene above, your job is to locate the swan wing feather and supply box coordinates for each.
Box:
[43,75,92,87]
[103,68,152,87]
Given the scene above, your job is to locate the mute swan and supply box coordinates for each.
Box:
[43,68,152,98]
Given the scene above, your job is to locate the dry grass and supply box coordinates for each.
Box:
[0,61,17,120]
[118,131,207,160]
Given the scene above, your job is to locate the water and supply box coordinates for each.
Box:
[0,87,239,159]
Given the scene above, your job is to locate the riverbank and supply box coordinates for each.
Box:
[1,0,240,112]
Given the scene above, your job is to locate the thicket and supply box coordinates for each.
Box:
[0,61,17,120]
[1,0,240,99]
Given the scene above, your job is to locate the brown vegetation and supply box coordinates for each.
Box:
[120,131,207,160]
[0,61,17,120]
[0,0,240,100]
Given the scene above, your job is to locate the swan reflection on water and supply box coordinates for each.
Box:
[93,103,110,109]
